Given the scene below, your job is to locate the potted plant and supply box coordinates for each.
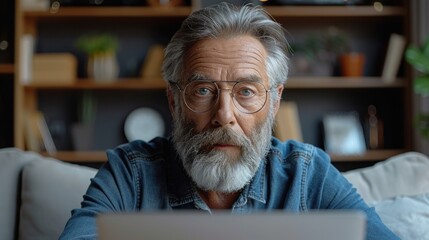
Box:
[324,27,365,77]
[75,34,119,82]
[290,34,336,76]
[405,37,429,138]
[290,27,365,77]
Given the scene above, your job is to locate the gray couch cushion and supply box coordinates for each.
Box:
[344,151,429,203]
[0,148,38,240]
[371,192,429,239]
[19,154,97,240]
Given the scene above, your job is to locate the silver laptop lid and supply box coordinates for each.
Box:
[97,210,366,240]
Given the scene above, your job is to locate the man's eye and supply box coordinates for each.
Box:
[237,88,255,97]
[192,83,217,96]
[196,87,211,96]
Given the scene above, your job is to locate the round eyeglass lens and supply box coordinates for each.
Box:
[183,81,218,113]
[232,81,267,113]
[182,81,268,113]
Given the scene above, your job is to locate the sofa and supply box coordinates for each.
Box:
[1,148,429,240]
[0,148,97,240]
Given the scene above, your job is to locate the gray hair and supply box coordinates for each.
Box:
[162,2,289,102]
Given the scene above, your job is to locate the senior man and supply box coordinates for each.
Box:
[60,3,398,239]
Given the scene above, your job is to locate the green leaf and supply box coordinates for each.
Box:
[405,46,429,74]
[415,113,429,139]
[413,76,429,96]
[423,37,429,58]
[75,34,118,56]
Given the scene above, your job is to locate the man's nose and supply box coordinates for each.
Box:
[211,90,236,127]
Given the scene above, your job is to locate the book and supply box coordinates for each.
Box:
[381,33,406,83]
[274,101,303,142]
[141,44,164,79]
[19,34,34,84]
[25,111,43,152]
[24,111,57,154]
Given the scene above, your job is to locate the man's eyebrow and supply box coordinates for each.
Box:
[186,74,263,83]
[187,73,209,82]
[236,75,263,83]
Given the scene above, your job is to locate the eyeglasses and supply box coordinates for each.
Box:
[172,80,271,114]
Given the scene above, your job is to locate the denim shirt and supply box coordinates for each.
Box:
[60,137,398,240]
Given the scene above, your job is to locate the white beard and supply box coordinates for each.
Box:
[172,109,274,193]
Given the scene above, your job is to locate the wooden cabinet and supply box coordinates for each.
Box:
[14,2,412,164]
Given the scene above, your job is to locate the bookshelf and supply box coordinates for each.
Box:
[14,2,412,165]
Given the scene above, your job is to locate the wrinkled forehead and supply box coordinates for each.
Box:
[182,36,268,85]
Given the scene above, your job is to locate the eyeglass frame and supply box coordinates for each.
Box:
[169,80,275,114]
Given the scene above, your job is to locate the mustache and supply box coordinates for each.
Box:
[192,127,248,147]
[175,122,251,156]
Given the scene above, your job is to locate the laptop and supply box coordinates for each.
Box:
[97,210,366,240]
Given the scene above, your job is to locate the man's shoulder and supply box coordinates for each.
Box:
[270,138,314,160]
[270,138,331,167]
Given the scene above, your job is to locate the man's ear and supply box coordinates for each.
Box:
[167,85,176,119]
[273,84,284,116]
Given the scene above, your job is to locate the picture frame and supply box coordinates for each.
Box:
[323,112,366,155]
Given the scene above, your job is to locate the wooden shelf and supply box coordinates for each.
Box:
[286,77,406,89]
[41,148,408,163]
[265,6,405,18]
[0,64,14,74]
[330,149,407,162]
[23,78,167,90]
[23,6,192,18]
[22,77,405,90]
[22,6,404,19]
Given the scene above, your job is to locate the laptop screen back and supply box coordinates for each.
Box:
[97,210,366,240]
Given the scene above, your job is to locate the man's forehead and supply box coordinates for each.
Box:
[186,73,263,83]
[180,36,269,85]
[187,36,266,57]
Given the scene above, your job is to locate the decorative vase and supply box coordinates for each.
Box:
[87,52,119,82]
[340,53,365,77]
[71,123,93,151]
